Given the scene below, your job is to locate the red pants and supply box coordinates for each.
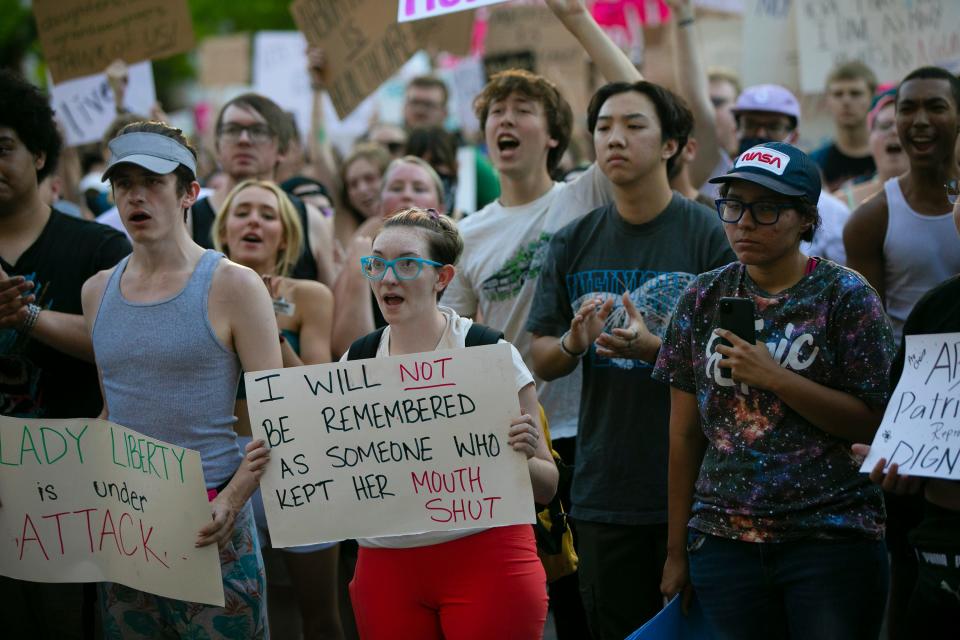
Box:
[350,525,548,640]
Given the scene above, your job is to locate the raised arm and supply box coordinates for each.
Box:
[665,0,724,188]
[306,47,344,214]
[547,0,643,83]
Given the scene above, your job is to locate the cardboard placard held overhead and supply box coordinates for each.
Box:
[244,344,535,547]
[290,0,476,118]
[741,0,800,94]
[860,333,960,482]
[796,0,960,94]
[33,0,195,84]
[0,417,222,606]
[398,0,509,23]
[50,61,157,147]
[199,35,251,88]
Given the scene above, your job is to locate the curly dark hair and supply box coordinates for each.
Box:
[0,70,62,182]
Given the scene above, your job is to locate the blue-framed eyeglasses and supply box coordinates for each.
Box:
[946,179,958,205]
[360,256,443,281]
[715,198,797,225]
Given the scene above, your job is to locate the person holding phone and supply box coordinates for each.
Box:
[653,141,896,639]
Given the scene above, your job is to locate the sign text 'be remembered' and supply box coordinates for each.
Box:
[245,343,535,547]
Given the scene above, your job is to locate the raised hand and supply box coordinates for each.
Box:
[566,296,614,354]
[595,291,660,362]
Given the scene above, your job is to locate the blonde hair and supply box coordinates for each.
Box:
[214,180,304,277]
[382,155,445,214]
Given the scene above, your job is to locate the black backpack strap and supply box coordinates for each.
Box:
[347,327,387,361]
[465,323,504,347]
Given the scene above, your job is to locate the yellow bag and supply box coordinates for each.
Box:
[534,405,578,582]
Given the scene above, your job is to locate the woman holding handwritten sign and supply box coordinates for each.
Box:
[213,179,342,639]
[344,207,558,639]
[653,142,896,639]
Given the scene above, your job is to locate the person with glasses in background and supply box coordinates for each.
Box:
[656,141,895,639]
[192,94,335,286]
[341,207,557,640]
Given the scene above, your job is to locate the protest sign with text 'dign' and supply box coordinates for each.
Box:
[0,417,223,606]
[33,0,195,84]
[398,0,509,23]
[244,343,536,547]
[861,333,960,482]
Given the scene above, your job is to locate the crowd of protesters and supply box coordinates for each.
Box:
[1,0,959,638]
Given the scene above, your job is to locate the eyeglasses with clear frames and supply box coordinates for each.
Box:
[360,256,443,281]
[715,198,798,225]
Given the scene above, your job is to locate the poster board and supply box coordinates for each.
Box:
[50,61,156,147]
[0,417,223,606]
[290,0,476,118]
[244,344,535,547]
[861,333,960,481]
[741,0,800,94]
[796,0,960,94]
[199,35,251,88]
[33,0,195,84]
[399,0,508,23]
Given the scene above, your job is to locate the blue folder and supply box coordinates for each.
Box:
[624,593,713,640]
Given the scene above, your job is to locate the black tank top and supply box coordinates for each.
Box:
[191,192,319,281]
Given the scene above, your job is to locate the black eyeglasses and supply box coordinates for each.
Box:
[218,123,273,144]
[715,198,797,225]
[946,179,959,205]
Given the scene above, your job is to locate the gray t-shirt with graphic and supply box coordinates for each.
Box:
[526,195,736,525]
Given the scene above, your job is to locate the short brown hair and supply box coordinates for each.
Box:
[826,61,878,94]
[215,93,294,154]
[473,69,573,174]
[407,76,449,106]
[380,207,463,266]
[707,67,742,96]
[116,120,198,197]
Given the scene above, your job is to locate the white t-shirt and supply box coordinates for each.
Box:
[802,191,850,265]
[340,306,535,549]
[443,164,612,439]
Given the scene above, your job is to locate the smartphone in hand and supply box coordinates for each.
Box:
[718,297,756,379]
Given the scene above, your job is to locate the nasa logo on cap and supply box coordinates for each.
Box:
[735,147,791,176]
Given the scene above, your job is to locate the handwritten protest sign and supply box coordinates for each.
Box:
[796,0,960,94]
[861,333,960,481]
[742,0,800,93]
[199,34,251,88]
[244,344,535,546]
[0,417,222,605]
[291,0,479,118]
[50,62,156,148]
[398,0,509,23]
[33,0,195,84]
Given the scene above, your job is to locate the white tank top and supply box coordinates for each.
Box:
[883,177,960,340]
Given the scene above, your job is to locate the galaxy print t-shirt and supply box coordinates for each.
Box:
[652,260,895,542]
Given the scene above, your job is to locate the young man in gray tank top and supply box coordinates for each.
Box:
[843,66,960,640]
[80,122,282,638]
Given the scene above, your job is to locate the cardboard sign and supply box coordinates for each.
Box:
[796,0,960,94]
[33,0,195,84]
[741,0,800,94]
[0,417,222,606]
[861,333,960,481]
[244,344,535,547]
[50,62,157,148]
[398,0,509,23]
[291,0,479,118]
[199,35,251,88]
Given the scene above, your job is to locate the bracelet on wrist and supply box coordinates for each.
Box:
[559,330,587,359]
[20,303,41,335]
[678,16,695,27]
